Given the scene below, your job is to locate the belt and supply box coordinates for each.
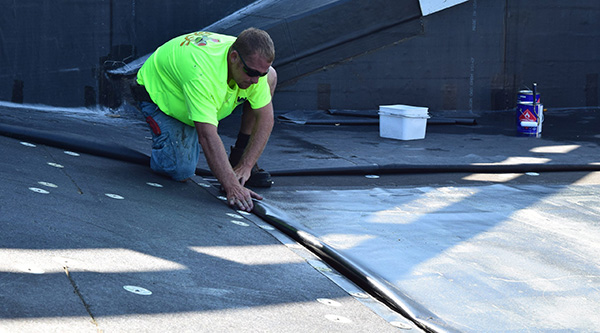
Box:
[130,82,153,103]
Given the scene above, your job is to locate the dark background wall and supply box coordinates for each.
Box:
[1,0,599,111]
[0,0,254,108]
[273,0,600,111]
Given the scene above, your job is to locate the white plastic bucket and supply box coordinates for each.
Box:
[378,104,430,140]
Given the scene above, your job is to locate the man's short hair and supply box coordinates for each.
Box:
[231,28,275,63]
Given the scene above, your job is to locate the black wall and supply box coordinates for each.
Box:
[274,0,600,111]
[0,0,254,107]
[1,0,599,111]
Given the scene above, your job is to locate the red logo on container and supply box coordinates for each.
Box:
[519,109,536,121]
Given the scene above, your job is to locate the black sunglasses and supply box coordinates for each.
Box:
[234,48,269,77]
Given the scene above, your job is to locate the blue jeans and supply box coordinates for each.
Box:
[139,101,200,181]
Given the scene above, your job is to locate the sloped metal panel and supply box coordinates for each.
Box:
[204,0,423,83]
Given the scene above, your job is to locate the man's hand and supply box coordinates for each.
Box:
[195,121,263,212]
[232,164,253,186]
[225,183,263,212]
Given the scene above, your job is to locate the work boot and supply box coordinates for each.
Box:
[229,146,273,188]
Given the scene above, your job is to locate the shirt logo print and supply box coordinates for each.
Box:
[180,32,220,47]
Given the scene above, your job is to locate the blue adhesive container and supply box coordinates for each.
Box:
[516,86,543,136]
[516,101,543,136]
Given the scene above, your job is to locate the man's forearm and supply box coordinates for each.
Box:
[238,106,274,169]
[195,122,239,190]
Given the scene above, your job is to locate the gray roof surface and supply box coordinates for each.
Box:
[1,103,599,332]
[0,104,413,332]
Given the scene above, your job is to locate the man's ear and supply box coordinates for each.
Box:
[229,49,239,63]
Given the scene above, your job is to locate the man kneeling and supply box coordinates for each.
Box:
[133,28,277,212]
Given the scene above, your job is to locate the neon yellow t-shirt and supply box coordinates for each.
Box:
[137,31,271,127]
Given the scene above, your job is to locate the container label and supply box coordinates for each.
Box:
[519,109,537,122]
